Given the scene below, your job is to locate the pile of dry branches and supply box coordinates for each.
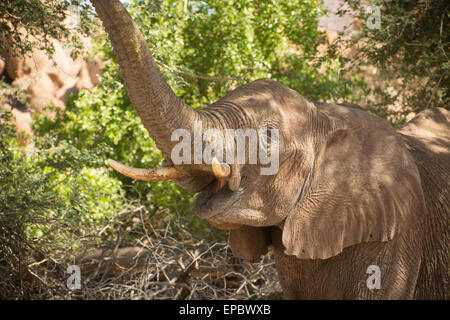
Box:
[73,213,282,299]
[74,241,281,300]
[0,205,282,300]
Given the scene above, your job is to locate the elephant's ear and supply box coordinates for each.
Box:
[229,226,271,262]
[282,117,427,260]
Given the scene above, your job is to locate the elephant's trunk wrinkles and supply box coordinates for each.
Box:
[92,0,238,190]
[91,0,202,162]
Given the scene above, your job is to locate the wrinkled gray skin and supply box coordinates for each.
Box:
[92,0,449,299]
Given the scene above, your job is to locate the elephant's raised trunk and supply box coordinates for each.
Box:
[91,0,200,161]
[92,0,239,191]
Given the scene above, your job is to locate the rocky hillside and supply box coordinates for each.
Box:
[0,33,104,135]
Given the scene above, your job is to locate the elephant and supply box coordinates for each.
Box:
[91,0,449,299]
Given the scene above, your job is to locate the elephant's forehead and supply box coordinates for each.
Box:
[219,79,312,113]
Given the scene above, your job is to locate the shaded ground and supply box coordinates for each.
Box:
[0,208,282,300]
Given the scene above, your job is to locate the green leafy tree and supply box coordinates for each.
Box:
[0,108,132,297]
[125,0,361,106]
[342,0,449,123]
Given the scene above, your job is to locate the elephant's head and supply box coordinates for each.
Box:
[92,0,427,262]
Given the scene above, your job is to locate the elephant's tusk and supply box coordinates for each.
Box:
[107,159,185,181]
[211,157,231,179]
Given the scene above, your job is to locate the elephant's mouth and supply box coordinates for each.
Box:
[194,177,243,230]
